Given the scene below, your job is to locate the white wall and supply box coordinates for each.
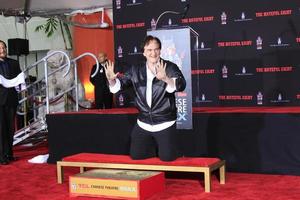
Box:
[0,15,71,51]
[0,15,72,78]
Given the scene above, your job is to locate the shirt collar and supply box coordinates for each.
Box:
[146,62,158,79]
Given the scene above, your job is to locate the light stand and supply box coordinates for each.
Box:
[154,10,181,30]
[154,4,190,30]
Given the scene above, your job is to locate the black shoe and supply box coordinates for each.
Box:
[6,156,17,162]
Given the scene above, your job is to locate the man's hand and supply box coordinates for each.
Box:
[103,60,119,86]
[155,60,167,81]
[156,60,175,88]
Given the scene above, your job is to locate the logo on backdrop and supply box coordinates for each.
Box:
[218,40,252,47]
[195,41,212,51]
[222,65,228,78]
[221,12,227,25]
[235,66,253,76]
[161,18,178,28]
[257,91,263,105]
[181,16,214,24]
[219,95,253,101]
[117,46,123,58]
[126,0,142,6]
[192,68,215,75]
[270,37,290,47]
[256,36,263,50]
[116,22,145,29]
[270,93,290,103]
[150,18,156,30]
[128,46,142,55]
[256,9,292,17]
[195,93,213,103]
[234,12,253,22]
[256,66,293,73]
[116,0,121,9]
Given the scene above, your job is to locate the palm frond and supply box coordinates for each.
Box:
[35,17,72,49]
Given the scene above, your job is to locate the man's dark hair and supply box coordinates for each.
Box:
[141,35,161,51]
[0,40,7,48]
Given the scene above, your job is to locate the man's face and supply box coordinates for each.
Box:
[0,42,7,59]
[143,40,161,65]
[98,53,107,64]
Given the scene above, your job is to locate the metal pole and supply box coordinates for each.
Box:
[74,62,79,111]
[33,52,38,120]
[44,61,50,114]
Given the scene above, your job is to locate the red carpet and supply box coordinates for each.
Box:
[0,142,300,200]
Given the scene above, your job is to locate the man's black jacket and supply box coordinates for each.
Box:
[119,59,186,125]
[0,58,21,106]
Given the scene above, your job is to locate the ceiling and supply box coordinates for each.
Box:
[0,0,113,17]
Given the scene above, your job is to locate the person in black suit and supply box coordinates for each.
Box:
[104,36,186,161]
[0,40,22,165]
[89,52,112,109]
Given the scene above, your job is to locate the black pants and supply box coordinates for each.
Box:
[0,105,16,161]
[94,89,113,109]
[129,123,181,161]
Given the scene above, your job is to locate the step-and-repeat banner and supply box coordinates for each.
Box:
[113,0,300,107]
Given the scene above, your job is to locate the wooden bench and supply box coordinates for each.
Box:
[57,153,226,192]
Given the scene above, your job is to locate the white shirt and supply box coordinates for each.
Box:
[0,72,26,91]
[109,65,177,132]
